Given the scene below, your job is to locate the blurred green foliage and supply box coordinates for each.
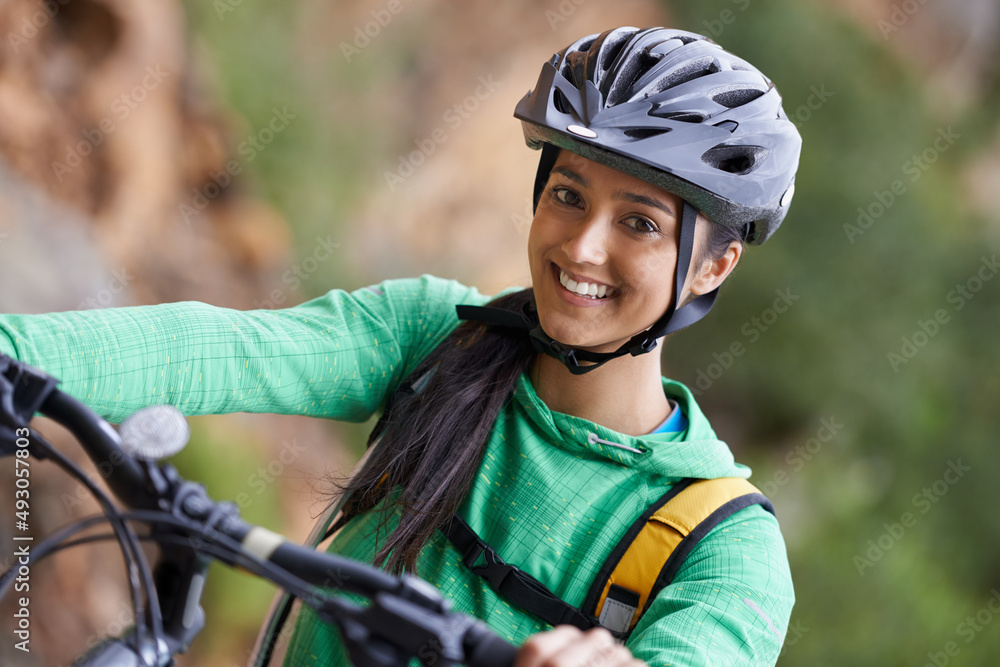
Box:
[176,0,1000,664]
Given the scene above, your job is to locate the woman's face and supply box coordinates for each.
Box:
[528,150,697,353]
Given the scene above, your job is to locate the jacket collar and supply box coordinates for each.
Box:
[511,373,751,480]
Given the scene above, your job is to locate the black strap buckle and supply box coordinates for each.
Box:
[463,542,519,591]
[627,334,660,357]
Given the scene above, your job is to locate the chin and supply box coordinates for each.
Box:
[536,316,621,353]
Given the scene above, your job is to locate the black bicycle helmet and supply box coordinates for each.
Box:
[459,27,802,374]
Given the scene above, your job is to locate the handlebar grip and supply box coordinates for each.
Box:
[463,621,519,667]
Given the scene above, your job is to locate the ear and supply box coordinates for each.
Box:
[689,240,743,296]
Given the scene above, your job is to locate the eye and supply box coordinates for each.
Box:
[550,186,583,208]
[623,216,659,235]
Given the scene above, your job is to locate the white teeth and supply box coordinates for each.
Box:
[558,269,614,300]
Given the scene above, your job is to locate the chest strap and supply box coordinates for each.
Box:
[443,515,597,632]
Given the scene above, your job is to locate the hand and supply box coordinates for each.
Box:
[514,626,645,667]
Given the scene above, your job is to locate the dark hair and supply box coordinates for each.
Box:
[329,289,536,574]
[702,217,747,262]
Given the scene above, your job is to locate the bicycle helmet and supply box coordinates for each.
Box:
[460,27,802,373]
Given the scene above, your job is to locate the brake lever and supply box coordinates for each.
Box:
[0,354,58,459]
[316,577,484,667]
[0,353,61,430]
[0,423,50,459]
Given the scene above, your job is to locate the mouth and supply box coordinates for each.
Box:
[552,263,620,301]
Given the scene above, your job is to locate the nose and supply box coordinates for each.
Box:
[561,214,609,266]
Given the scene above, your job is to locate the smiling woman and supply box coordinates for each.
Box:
[0,24,801,667]
[278,25,801,667]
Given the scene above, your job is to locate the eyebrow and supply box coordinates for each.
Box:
[551,166,676,218]
[552,166,588,187]
[613,191,676,218]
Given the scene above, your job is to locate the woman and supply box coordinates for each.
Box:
[0,27,800,666]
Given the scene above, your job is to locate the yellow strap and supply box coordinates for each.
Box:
[594,477,763,631]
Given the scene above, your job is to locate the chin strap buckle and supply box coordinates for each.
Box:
[528,327,590,371]
[628,335,660,357]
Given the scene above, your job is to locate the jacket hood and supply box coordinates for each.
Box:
[512,373,751,480]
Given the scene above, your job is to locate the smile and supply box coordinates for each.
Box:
[555,265,619,300]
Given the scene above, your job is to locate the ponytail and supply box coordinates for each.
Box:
[330,288,536,574]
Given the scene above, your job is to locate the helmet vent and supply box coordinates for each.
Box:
[672,33,700,45]
[575,37,598,54]
[553,88,572,114]
[623,52,662,91]
[702,145,767,175]
[657,111,705,124]
[599,34,631,72]
[607,52,658,106]
[653,57,720,94]
[624,128,671,139]
[711,86,765,109]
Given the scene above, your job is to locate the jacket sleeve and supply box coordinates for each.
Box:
[625,505,795,667]
[0,275,488,423]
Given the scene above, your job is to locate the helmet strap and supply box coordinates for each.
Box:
[532,143,561,213]
[641,201,720,341]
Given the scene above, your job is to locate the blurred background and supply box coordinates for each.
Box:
[0,0,998,664]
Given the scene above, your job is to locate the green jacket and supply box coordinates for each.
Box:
[0,275,793,666]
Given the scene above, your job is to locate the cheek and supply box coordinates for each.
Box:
[527,219,540,250]
[623,262,680,323]
[528,217,556,266]
[527,226,542,277]
[628,253,677,295]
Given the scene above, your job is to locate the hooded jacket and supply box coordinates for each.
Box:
[0,275,793,666]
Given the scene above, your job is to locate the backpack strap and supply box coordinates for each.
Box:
[443,514,597,631]
[581,477,774,637]
[444,477,773,640]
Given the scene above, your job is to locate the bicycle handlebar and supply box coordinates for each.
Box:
[39,390,155,510]
[0,353,519,667]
